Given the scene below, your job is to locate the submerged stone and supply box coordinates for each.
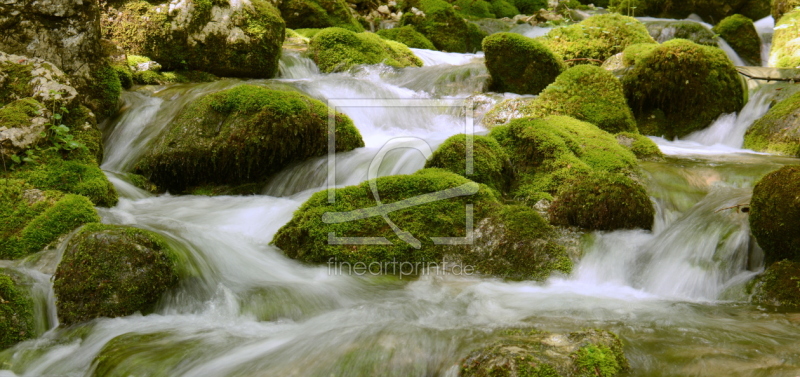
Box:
[53,224,181,326]
[135,84,364,193]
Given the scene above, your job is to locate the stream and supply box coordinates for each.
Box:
[2,19,800,377]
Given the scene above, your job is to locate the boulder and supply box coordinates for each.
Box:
[749,260,800,309]
[769,10,800,68]
[482,32,565,95]
[54,224,180,326]
[749,165,800,265]
[622,39,744,138]
[278,0,363,32]
[0,180,99,259]
[0,271,35,349]
[510,0,547,14]
[400,0,486,53]
[134,84,364,193]
[461,329,629,377]
[0,99,48,158]
[377,26,436,50]
[713,15,761,66]
[744,91,800,156]
[538,14,656,66]
[425,134,514,192]
[308,28,423,73]
[102,0,285,78]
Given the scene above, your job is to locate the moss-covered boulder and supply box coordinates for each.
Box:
[308,28,423,73]
[744,91,800,156]
[489,0,520,18]
[425,134,514,192]
[0,271,35,349]
[377,26,436,50]
[489,116,641,205]
[773,0,800,22]
[279,0,363,32]
[10,159,117,207]
[483,33,565,95]
[461,329,629,377]
[622,39,744,138]
[0,180,100,259]
[749,165,800,265]
[400,0,486,53]
[102,0,285,78]
[610,0,769,23]
[615,132,663,161]
[465,205,573,281]
[769,10,800,68]
[135,84,364,193]
[511,0,547,14]
[53,224,180,326]
[549,171,654,231]
[621,43,658,67]
[0,99,48,159]
[645,20,717,46]
[513,65,638,133]
[538,14,655,66]
[273,169,499,268]
[452,0,519,19]
[749,260,800,309]
[713,15,761,66]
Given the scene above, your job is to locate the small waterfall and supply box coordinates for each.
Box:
[409,48,483,66]
[754,16,774,67]
[278,50,320,79]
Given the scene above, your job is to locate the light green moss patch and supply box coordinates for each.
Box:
[377,26,436,50]
[309,28,423,73]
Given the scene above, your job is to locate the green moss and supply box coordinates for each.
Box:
[611,0,767,22]
[376,26,436,50]
[466,22,488,52]
[713,15,761,65]
[425,134,513,192]
[489,116,640,204]
[0,61,34,107]
[279,0,363,32]
[615,132,663,161]
[308,28,423,73]
[135,84,364,192]
[88,64,122,119]
[770,10,800,68]
[744,91,800,156]
[538,14,655,66]
[11,158,118,207]
[490,0,520,18]
[112,65,133,90]
[104,0,285,78]
[125,173,159,193]
[621,43,658,67]
[511,0,547,14]
[132,70,218,85]
[549,170,654,231]
[0,180,100,259]
[294,28,322,38]
[126,55,152,67]
[91,332,212,377]
[0,98,43,129]
[749,260,800,309]
[454,0,496,18]
[622,39,744,138]
[400,0,475,52]
[483,32,565,95]
[53,224,180,326]
[573,344,625,377]
[0,272,35,349]
[516,65,638,133]
[749,165,800,265]
[272,168,500,269]
[773,0,800,21]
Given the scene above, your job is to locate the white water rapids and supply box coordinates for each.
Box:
[2,42,800,377]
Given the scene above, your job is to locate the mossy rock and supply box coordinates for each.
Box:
[135,84,364,193]
[511,0,547,14]
[400,0,485,53]
[645,20,717,46]
[549,171,654,231]
[279,0,363,32]
[769,10,800,68]
[537,14,656,66]
[0,180,100,259]
[514,65,638,133]
[744,91,800,156]
[615,132,663,161]
[308,28,423,73]
[425,134,514,192]
[91,332,212,377]
[132,70,219,86]
[622,39,744,138]
[772,0,800,22]
[376,26,436,50]
[464,205,573,281]
[53,224,180,326]
[610,0,768,23]
[461,329,629,377]
[749,260,800,309]
[112,65,133,90]
[489,116,640,204]
[10,158,118,207]
[490,0,520,18]
[272,168,501,269]
[483,32,565,95]
[454,0,496,18]
[713,15,761,66]
[102,0,285,78]
[749,165,800,265]
[0,271,35,349]
[88,64,122,119]
[621,43,658,67]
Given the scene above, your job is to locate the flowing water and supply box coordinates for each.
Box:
[2,38,800,377]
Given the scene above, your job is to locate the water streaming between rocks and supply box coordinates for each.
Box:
[1,28,800,377]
